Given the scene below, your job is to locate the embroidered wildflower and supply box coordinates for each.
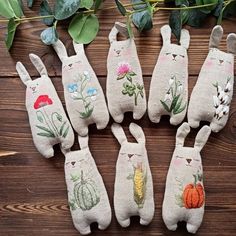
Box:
[67,83,78,93]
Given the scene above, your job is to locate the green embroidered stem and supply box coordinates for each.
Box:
[36,110,55,135]
[43,108,58,137]
[51,112,62,136]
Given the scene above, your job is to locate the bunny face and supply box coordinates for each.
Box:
[25,77,48,99]
[62,56,82,73]
[110,41,132,58]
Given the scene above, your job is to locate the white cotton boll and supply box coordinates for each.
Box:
[215,104,223,115]
[91,95,97,101]
[71,92,79,99]
[213,95,220,107]
[223,106,229,115]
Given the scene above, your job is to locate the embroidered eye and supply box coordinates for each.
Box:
[166,52,171,55]
[176,155,184,159]
[227,61,232,64]
[121,47,124,49]
[210,57,216,60]
[179,55,185,58]
[193,159,200,162]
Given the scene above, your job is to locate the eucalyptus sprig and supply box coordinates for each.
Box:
[0,0,235,50]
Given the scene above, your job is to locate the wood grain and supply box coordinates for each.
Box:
[0,1,236,236]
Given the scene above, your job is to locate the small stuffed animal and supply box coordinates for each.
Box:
[162,122,211,234]
[63,135,112,235]
[107,22,146,123]
[53,40,109,136]
[188,25,236,132]
[148,25,190,125]
[111,123,154,227]
[16,53,74,158]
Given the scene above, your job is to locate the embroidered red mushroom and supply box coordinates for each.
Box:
[34,95,53,109]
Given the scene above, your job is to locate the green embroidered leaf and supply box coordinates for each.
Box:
[40,0,54,26]
[160,100,171,112]
[68,13,99,44]
[37,132,55,138]
[127,174,133,180]
[173,102,187,115]
[117,74,126,80]
[59,121,66,135]
[94,0,102,13]
[36,125,55,136]
[54,0,81,20]
[173,97,183,113]
[68,200,76,211]
[128,72,136,76]
[115,0,126,16]
[5,18,19,50]
[80,0,93,9]
[37,114,44,123]
[70,174,80,182]
[170,94,180,112]
[85,102,91,108]
[62,125,70,138]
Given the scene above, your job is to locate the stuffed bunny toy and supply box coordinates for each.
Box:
[111,123,154,227]
[52,39,109,136]
[148,25,190,125]
[16,53,74,158]
[188,25,236,132]
[107,22,146,123]
[162,122,211,234]
[63,135,112,235]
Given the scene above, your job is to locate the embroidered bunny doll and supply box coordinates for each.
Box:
[16,53,74,158]
[188,25,236,132]
[107,22,146,123]
[148,25,190,125]
[111,123,154,227]
[162,122,211,234]
[63,135,112,235]
[53,40,109,136]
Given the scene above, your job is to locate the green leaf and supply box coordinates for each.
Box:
[126,14,133,38]
[132,9,153,32]
[40,26,58,45]
[115,0,126,16]
[59,121,66,135]
[27,0,35,8]
[5,18,19,50]
[9,0,23,18]
[160,100,171,112]
[117,74,126,80]
[0,0,16,18]
[68,13,99,44]
[173,97,183,113]
[36,125,55,136]
[187,9,207,27]
[63,125,70,138]
[37,132,55,138]
[173,102,187,114]
[212,0,223,17]
[170,94,180,111]
[40,0,54,26]
[80,0,93,9]
[94,0,102,13]
[54,0,81,20]
[169,10,182,42]
[196,0,218,14]
[223,1,236,18]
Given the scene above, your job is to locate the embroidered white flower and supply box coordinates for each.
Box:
[224,81,231,92]
[213,95,220,108]
[168,77,174,86]
[177,84,183,93]
[164,92,172,102]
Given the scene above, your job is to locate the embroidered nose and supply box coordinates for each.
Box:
[71,161,76,166]
[68,63,73,67]
[219,59,224,64]
[31,86,36,91]
[172,54,177,59]
[116,50,121,55]
[128,154,134,158]
[186,158,192,164]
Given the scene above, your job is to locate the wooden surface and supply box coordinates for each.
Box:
[0,1,236,236]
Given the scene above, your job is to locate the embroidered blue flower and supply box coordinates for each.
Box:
[87,88,97,96]
[67,83,78,93]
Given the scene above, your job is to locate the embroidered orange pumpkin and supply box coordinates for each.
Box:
[183,183,204,209]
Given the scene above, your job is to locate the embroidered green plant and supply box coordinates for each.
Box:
[213,77,231,120]
[67,71,98,119]
[69,170,100,211]
[34,95,70,138]
[160,75,186,115]
[116,62,144,106]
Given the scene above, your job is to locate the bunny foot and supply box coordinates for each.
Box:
[117,217,130,227]
[188,119,200,128]
[186,223,199,234]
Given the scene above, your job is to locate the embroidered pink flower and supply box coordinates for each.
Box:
[117,62,132,76]
[34,95,53,109]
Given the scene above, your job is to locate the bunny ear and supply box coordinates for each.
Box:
[209,25,223,49]
[16,62,32,85]
[180,29,190,50]
[111,123,127,145]
[109,22,129,43]
[29,53,48,77]
[52,39,68,61]
[194,125,211,151]
[73,41,85,54]
[227,33,236,55]
[161,25,171,46]
[78,135,89,150]
[129,123,145,144]
[176,122,190,147]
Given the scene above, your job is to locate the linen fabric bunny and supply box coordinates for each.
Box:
[16,54,74,158]
[107,22,146,123]
[53,39,109,136]
[188,25,236,132]
[162,122,211,234]
[111,123,154,227]
[148,25,190,125]
[63,135,112,235]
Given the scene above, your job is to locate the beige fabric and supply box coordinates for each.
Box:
[188,26,236,132]
[53,40,109,136]
[162,122,211,234]
[111,123,154,227]
[148,25,190,125]
[64,135,111,235]
[16,54,74,158]
[107,22,146,123]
